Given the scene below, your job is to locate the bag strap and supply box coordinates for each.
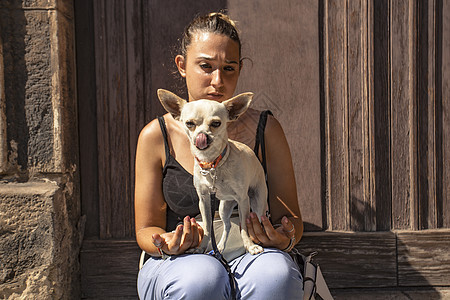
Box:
[294,250,333,300]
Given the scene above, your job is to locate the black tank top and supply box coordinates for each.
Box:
[158,110,272,231]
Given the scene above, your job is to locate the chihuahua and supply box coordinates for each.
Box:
[157,89,268,255]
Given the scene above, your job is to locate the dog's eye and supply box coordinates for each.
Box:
[210,121,221,128]
[186,121,195,129]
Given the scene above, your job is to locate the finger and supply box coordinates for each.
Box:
[261,215,278,240]
[168,224,183,253]
[246,216,260,244]
[282,216,295,237]
[250,212,269,243]
[190,218,199,247]
[152,233,164,248]
[180,216,193,248]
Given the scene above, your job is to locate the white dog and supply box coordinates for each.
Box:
[158,89,268,255]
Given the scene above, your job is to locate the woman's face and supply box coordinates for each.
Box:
[176,31,241,102]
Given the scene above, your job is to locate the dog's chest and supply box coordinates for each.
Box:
[194,167,247,200]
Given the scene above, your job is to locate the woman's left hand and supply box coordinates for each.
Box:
[246,212,295,251]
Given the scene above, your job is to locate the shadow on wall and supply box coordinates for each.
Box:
[0,5,28,179]
[0,2,31,293]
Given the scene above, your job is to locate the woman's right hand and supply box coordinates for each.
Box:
[152,216,203,256]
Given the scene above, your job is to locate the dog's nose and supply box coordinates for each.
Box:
[195,133,209,150]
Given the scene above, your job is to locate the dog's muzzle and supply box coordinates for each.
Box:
[195,132,211,150]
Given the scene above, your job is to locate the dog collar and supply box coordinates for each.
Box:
[196,146,228,170]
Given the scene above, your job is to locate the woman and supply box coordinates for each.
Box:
[135,12,304,299]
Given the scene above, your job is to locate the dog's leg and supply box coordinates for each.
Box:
[217,200,235,253]
[238,197,264,255]
[197,192,212,253]
[250,181,269,219]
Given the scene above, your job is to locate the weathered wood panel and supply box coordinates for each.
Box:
[417,0,438,230]
[397,230,450,286]
[80,239,141,299]
[390,0,418,230]
[347,0,376,232]
[95,0,134,238]
[442,0,450,228]
[126,0,145,236]
[348,0,364,231]
[109,0,132,238]
[324,0,349,231]
[93,0,110,238]
[93,0,144,238]
[299,232,397,288]
[373,0,392,231]
[75,0,100,238]
[425,0,438,229]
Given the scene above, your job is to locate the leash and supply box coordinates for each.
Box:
[209,190,237,300]
[200,157,237,300]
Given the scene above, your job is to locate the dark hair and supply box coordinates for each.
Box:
[180,12,241,60]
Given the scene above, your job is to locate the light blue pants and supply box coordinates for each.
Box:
[137,248,303,300]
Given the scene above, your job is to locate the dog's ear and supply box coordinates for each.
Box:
[157,89,187,120]
[223,92,254,121]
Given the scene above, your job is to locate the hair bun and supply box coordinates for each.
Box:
[208,12,237,28]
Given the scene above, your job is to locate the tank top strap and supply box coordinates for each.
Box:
[253,110,273,169]
[253,110,273,220]
[157,116,171,160]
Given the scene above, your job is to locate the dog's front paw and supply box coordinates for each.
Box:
[247,244,264,255]
[217,241,225,253]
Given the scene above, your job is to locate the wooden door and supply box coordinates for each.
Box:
[75,0,450,298]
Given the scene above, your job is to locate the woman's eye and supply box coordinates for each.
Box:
[210,121,221,128]
[200,63,212,70]
[186,121,195,128]
[224,66,235,72]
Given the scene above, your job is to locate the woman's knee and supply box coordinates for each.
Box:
[168,255,229,289]
[140,254,230,300]
[233,249,303,299]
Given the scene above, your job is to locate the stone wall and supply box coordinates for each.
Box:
[0,0,81,299]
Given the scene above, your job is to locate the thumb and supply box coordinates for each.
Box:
[152,233,164,248]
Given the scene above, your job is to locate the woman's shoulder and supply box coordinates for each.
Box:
[138,116,164,142]
[265,112,284,135]
[263,112,290,156]
[247,108,284,137]
[138,113,187,152]
[138,114,178,151]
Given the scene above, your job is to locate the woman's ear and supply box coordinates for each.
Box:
[175,55,186,78]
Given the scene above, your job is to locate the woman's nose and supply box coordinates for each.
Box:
[211,69,224,88]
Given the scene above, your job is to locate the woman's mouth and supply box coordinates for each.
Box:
[207,93,223,100]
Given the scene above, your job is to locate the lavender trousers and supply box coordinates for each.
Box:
[137,248,303,300]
